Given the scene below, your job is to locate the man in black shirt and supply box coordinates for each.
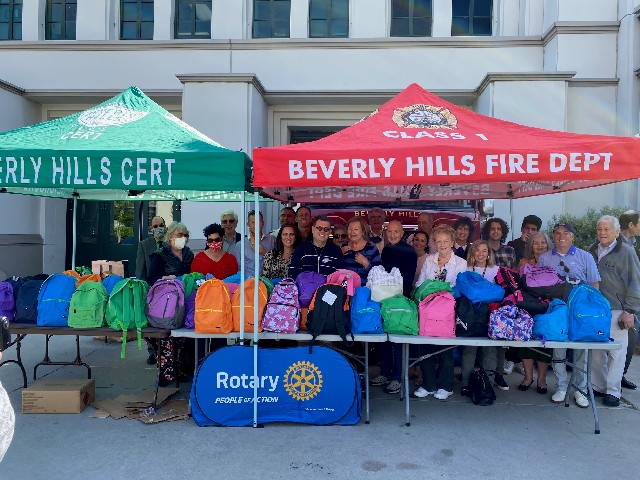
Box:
[507,215,542,264]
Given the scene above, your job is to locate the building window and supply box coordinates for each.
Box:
[390,0,432,37]
[121,0,154,40]
[45,0,76,40]
[175,0,211,39]
[252,0,290,38]
[309,0,348,38]
[0,0,21,40]
[452,0,492,36]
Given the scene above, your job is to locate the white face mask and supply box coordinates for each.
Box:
[173,236,187,249]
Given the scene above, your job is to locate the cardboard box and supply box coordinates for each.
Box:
[91,260,125,277]
[22,379,95,414]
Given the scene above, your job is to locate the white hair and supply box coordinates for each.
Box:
[598,215,620,231]
[220,210,238,222]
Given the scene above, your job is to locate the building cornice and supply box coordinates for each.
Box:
[177,73,266,97]
[542,21,619,46]
[22,89,182,105]
[475,72,577,96]
[0,79,25,96]
[568,78,619,87]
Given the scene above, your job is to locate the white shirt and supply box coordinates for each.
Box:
[417,252,468,287]
[468,265,499,283]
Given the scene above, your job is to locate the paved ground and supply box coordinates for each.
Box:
[1,335,639,480]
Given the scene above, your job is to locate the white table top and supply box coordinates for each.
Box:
[387,334,622,350]
[171,328,388,343]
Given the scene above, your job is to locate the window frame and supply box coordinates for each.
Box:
[389,0,433,38]
[45,0,77,40]
[451,0,493,37]
[252,0,291,39]
[0,0,22,41]
[174,0,212,39]
[120,0,154,41]
[308,0,349,39]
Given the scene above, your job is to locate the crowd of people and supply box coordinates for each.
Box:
[135,205,640,408]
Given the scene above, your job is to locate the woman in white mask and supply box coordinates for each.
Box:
[147,222,194,285]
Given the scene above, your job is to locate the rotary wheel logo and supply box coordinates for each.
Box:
[392,104,457,129]
[284,361,323,401]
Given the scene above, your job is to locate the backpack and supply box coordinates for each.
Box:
[101,274,124,295]
[455,296,489,337]
[146,278,186,329]
[381,295,419,335]
[522,281,574,303]
[367,266,403,302]
[76,273,103,287]
[181,272,205,298]
[454,271,505,304]
[262,278,300,334]
[468,370,496,406]
[418,291,456,338]
[327,269,362,295]
[259,276,275,297]
[105,278,149,358]
[232,279,268,333]
[296,271,326,308]
[62,269,80,279]
[225,282,240,298]
[68,282,108,328]
[520,265,563,288]
[488,304,534,341]
[184,290,197,329]
[496,267,521,293]
[15,278,46,324]
[195,279,233,334]
[412,279,452,303]
[503,290,550,316]
[0,281,15,322]
[36,273,77,327]
[567,284,611,342]
[350,287,383,335]
[307,283,354,351]
[532,299,569,342]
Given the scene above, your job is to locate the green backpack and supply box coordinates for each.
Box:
[181,272,205,297]
[68,282,108,328]
[260,276,274,297]
[106,278,149,358]
[412,279,453,304]
[381,295,419,335]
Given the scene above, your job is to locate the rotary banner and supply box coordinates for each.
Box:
[190,346,361,427]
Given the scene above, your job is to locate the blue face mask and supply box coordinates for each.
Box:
[152,227,165,239]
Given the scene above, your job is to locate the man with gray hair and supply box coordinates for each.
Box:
[368,207,386,253]
[220,210,241,253]
[587,215,640,406]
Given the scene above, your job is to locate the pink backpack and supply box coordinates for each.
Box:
[326,269,361,296]
[262,278,300,333]
[224,282,239,298]
[418,291,456,338]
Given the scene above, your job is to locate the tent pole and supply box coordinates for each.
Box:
[240,192,245,342]
[509,198,514,242]
[71,196,77,270]
[253,192,260,428]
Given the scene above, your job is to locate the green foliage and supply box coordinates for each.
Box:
[547,206,629,250]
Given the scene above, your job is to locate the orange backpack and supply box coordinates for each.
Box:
[194,279,233,334]
[76,273,103,287]
[232,278,268,333]
[63,269,80,279]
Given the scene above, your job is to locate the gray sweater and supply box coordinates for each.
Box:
[588,237,640,314]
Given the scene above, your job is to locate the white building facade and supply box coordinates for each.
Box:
[0,0,639,276]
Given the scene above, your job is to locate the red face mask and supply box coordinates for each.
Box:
[207,241,223,252]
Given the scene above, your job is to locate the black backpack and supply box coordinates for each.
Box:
[15,278,46,324]
[469,370,496,406]
[306,284,354,352]
[522,281,574,303]
[455,296,490,337]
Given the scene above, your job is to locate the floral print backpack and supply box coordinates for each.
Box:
[261,278,300,334]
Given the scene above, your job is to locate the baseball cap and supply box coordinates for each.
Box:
[552,222,574,234]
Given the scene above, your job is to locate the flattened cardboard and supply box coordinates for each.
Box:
[90,387,179,420]
[23,379,95,414]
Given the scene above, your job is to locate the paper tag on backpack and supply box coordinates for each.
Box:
[321,290,337,306]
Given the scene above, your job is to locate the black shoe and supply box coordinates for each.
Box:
[592,389,606,398]
[157,376,170,388]
[517,380,534,392]
[603,394,620,407]
[461,387,470,397]
[621,377,637,390]
[536,386,548,395]
[494,375,509,391]
[146,353,157,365]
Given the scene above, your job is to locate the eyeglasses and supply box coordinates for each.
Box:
[333,233,348,239]
[207,237,222,242]
[221,219,236,224]
[315,226,331,232]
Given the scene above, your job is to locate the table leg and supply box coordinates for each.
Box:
[33,335,91,380]
[585,349,600,434]
[565,350,575,408]
[404,344,410,427]
[365,342,370,424]
[0,334,27,388]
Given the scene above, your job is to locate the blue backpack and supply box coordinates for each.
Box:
[533,299,569,342]
[15,278,46,324]
[454,271,505,304]
[102,274,124,295]
[567,284,611,342]
[350,287,383,334]
[37,274,78,327]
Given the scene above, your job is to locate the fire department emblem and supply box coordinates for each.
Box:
[392,104,457,129]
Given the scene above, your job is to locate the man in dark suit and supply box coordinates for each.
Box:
[135,216,166,282]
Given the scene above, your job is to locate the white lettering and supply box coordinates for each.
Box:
[150,158,162,185]
[406,156,424,177]
[305,160,318,179]
[338,159,350,178]
[383,131,399,138]
[460,155,475,175]
[73,157,83,185]
[100,157,111,185]
[19,158,29,184]
[289,160,304,179]
[30,157,41,184]
[318,159,336,179]
[86,157,96,185]
[549,153,566,172]
[52,157,64,184]
[121,158,133,186]
[164,158,175,185]
[352,158,367,178]
[379,157,395,177]
[136,157,147,186]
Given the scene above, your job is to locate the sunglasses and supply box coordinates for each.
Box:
[558,260,571,275]
[151,224,165,229]
[221,219,236,224]
[315,226,331,232]
[333,233,348,239]
[207,237,222,242]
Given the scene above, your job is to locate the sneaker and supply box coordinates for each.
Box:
[574,391,589,408]
[513,362,525,375]
[434,389,453,400]
[413,387,435,398]
[551,390,567,403]
[603,394,620,407]
[494,374,509,391]
[503,361,515,375]
[385,380,402,394]
[370,375,389,386]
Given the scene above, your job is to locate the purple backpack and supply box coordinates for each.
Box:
[184,290,197,329]
[296,272,326,308]
[262,278,300,333]
[488,304,534,341]
[0,281,15,322]
[145,279,185,329]
[521,265,563,288]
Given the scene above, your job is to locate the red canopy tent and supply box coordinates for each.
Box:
[253,84,640,202]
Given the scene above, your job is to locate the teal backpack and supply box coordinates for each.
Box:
[106,278,149,358]
[381,295,419,335]
[68,282,108,328]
